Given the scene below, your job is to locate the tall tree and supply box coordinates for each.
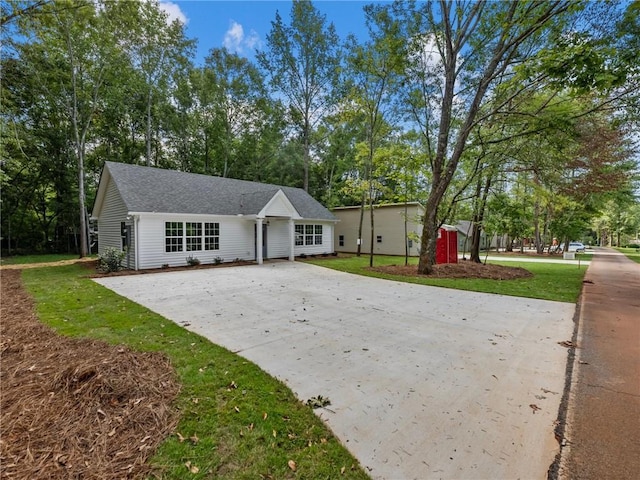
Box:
[114,0,194,167]
[16,0,127,257]
[345,4,402,265]
[257,0,341,191]
[384,0,575,273]
[204,48,270,178]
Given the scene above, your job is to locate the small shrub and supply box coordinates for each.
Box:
[186,255,201,266]
[97,247,126,273]
[213,256,223,265]
[626,244,640,249]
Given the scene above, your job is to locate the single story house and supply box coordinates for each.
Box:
[332,202,425,256]
[91,162,337,270]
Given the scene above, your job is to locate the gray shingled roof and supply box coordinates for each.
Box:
[99,161,336,220]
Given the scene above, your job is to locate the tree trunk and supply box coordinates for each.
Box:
[356,191,365,257]
[534,194,544,254]
[404,200,409,266]
[303,117,310,192]
[77,148,88,257]
[470,174,492,263]
[369,194,374,268]
[146,87,152,166]
[418,198,439,274]
[470,222,483,263]
[204,129,209,174]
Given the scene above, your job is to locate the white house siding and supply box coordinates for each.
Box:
[97,181,136,268]
[264,195,295,217]
[136,214,255,270]
[293,221,334,256]
[332,204,424,256]
[265,219,290,259]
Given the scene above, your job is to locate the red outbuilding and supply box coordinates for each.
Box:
[436,225,458,264]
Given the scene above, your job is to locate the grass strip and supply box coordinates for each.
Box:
[1,253,80,265]
[21,264,368,479]
[615,247,640,264]
[305,255,586,303]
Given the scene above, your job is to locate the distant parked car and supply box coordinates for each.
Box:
[566,242,586,253]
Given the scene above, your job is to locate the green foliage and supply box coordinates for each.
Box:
[0,253,79,266]
[3,0,637,262]
[21,264,368,479]
[185,255,200,266]
[257,0,342,191]
[97,247,126,272]
[615,247,640,264]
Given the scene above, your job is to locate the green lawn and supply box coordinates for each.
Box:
[21,264,368,479]
[615,247,640,264]
[0,253,80,265]
[475,251,594,261]
[305,255,586,303]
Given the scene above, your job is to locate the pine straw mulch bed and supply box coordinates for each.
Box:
[369,261,533,280]
[0,269,181,480]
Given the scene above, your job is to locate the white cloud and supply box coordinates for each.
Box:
[223,20,262,54]
[159,1,188,25]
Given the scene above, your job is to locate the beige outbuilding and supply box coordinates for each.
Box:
[332,202,425,256]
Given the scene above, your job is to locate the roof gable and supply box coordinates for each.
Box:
[93,162,335,221]
[258,190,302,219]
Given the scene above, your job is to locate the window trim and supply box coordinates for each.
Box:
[165,221,220,253]
[165,221,184,252]
[185,222,203,251]
[296,223,323,246]
[204,222,220,251]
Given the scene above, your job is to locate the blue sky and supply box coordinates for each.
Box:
[161,1,392,64]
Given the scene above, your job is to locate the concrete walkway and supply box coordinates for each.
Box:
[95,262,575,479]
[558,248,640,479]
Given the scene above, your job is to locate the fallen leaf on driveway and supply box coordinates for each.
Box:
[530,404,541,413]
[306,395,331,409]
[558,340,576,348]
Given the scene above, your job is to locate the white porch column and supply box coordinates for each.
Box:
[256,218,263,265]
[288,218,295,261]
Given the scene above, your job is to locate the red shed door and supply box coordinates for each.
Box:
[448,229,458,263]
[436,228,447,264]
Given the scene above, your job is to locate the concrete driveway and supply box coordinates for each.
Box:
[95,261,575,479]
